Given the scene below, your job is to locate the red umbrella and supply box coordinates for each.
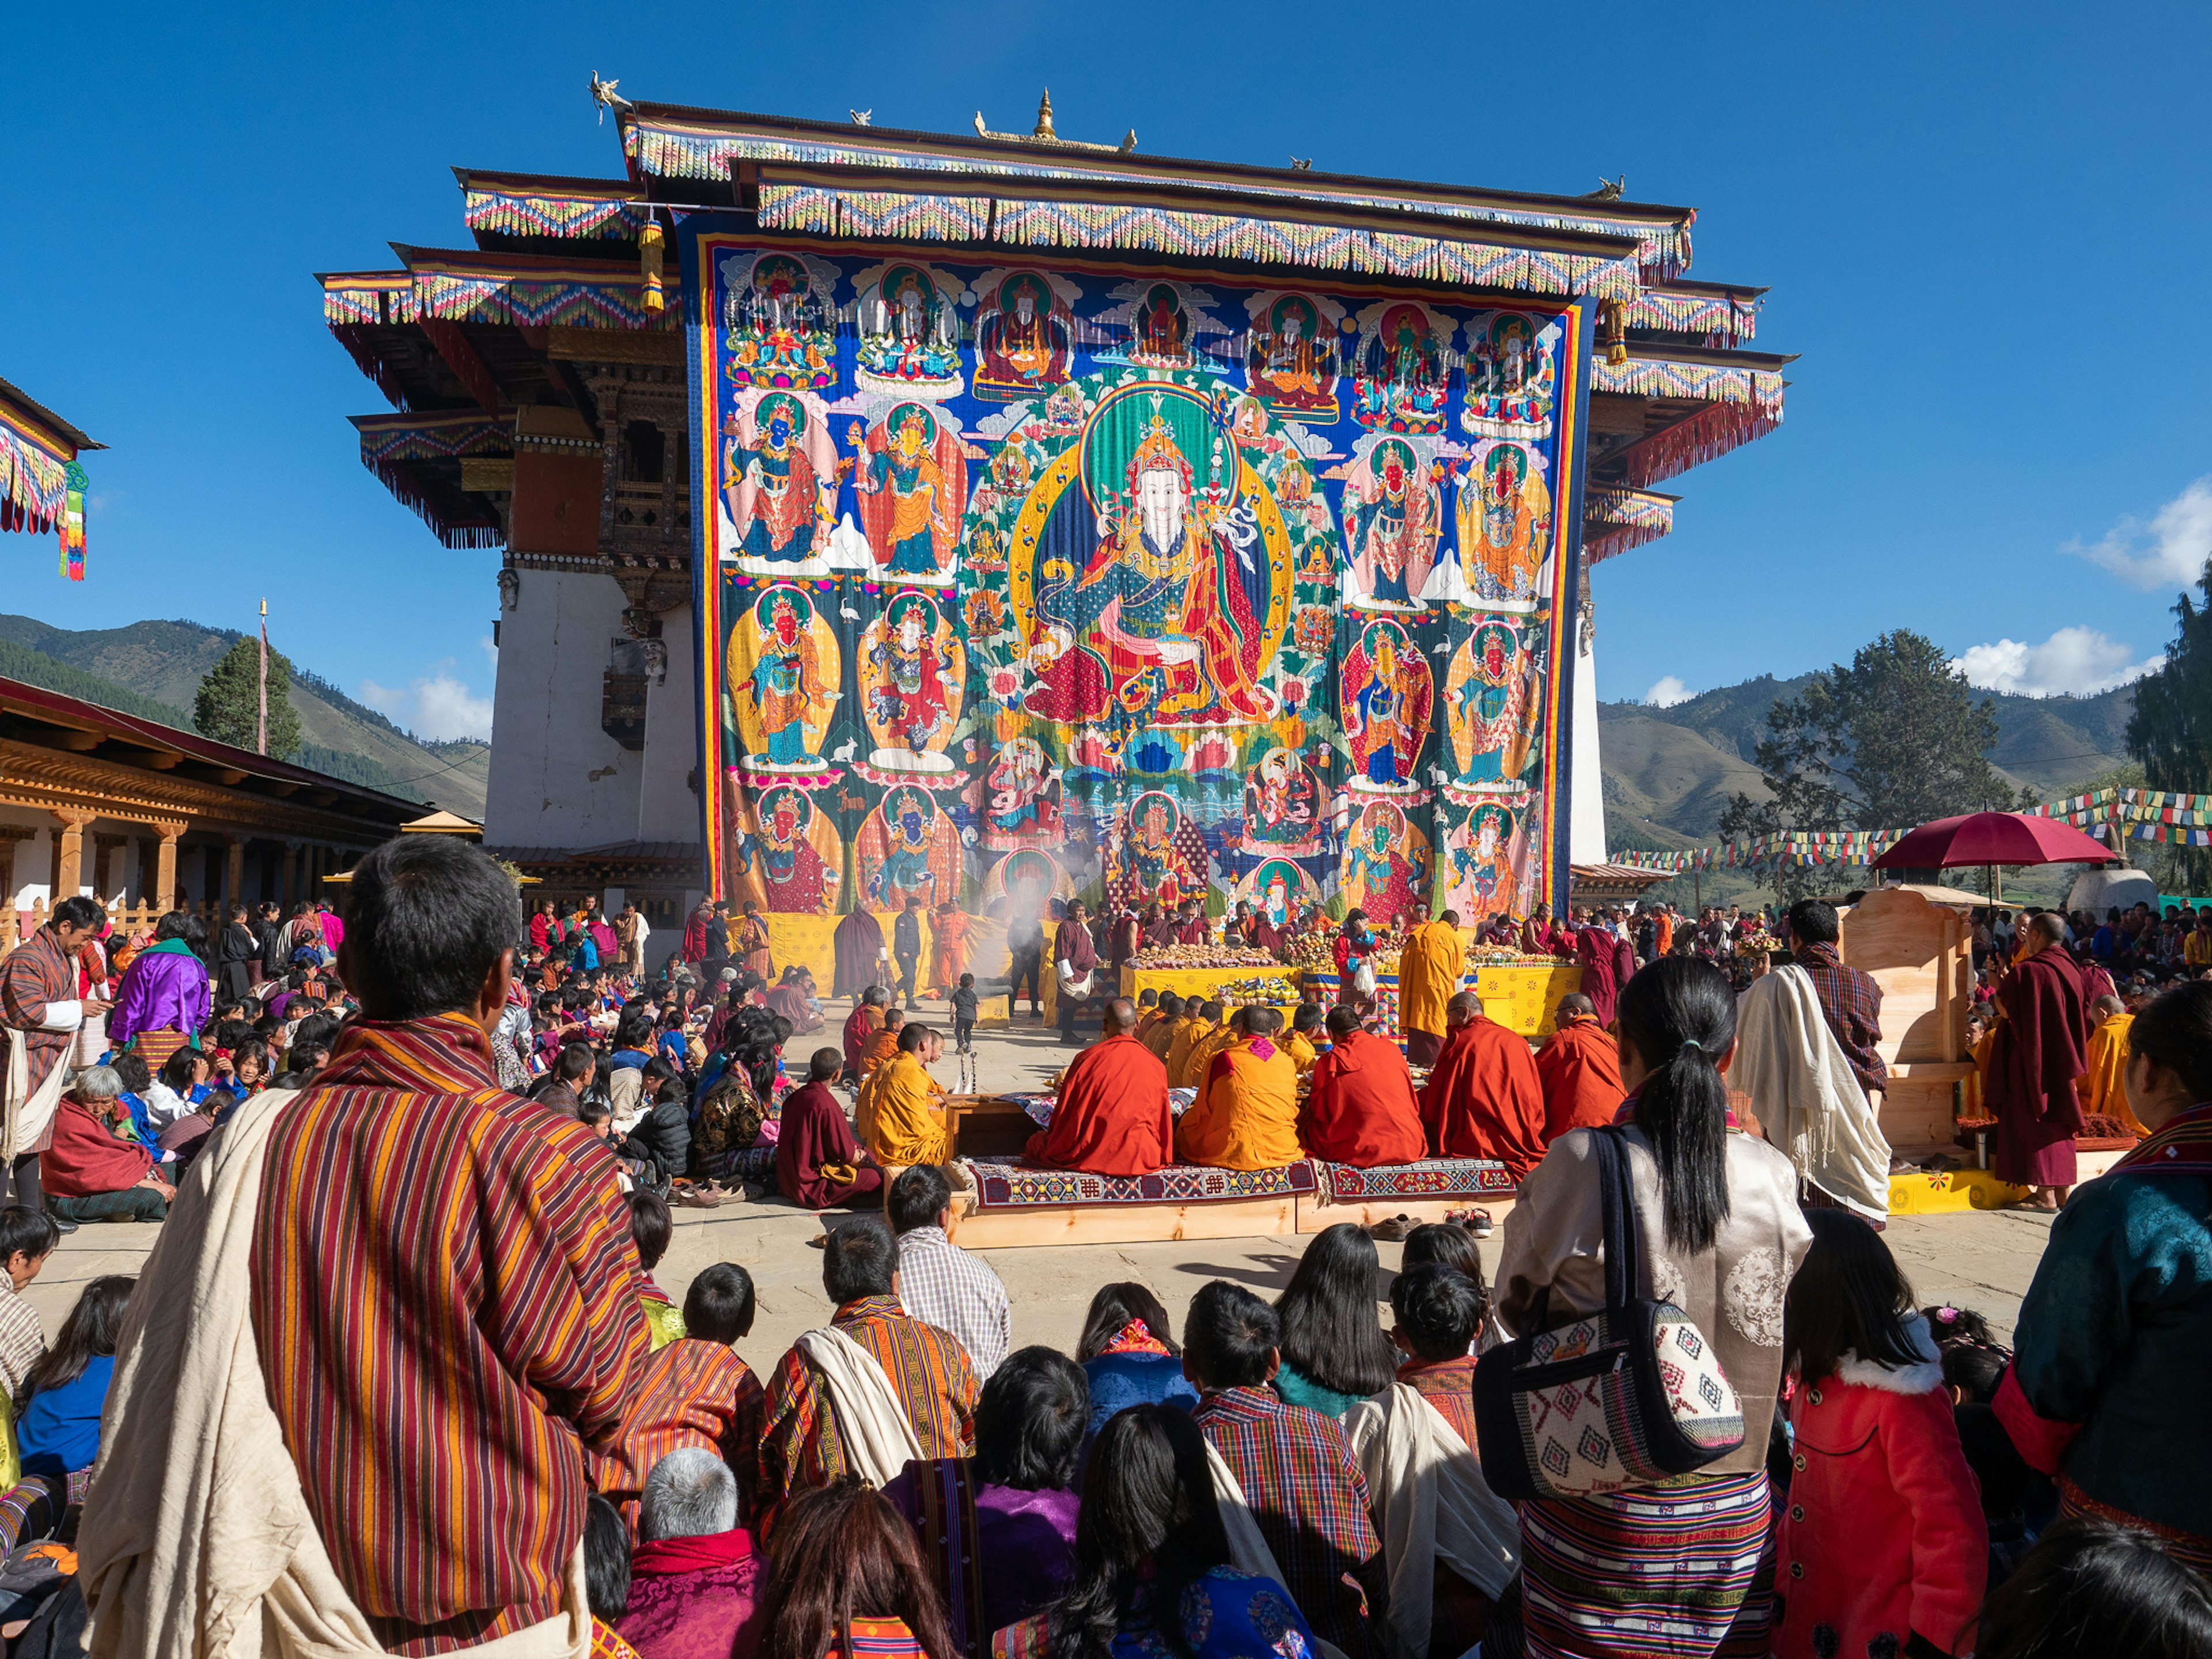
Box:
[1870,811,2113,870]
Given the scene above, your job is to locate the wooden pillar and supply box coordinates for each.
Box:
[225,835,247,915]
[0,827,32,910]
[283,841,300,906]
[50,809,95,899]
[151,820,186,913]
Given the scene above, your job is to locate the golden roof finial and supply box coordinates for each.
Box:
[1035,88,1055,140]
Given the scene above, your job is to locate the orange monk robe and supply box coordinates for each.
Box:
[1282,1030,1319,1075]
[1299,1029,1428,1167]
[859,1025,900,1078]
[1166,1018,1217,1089]
[2077,1010,2149,1135]
[1142,1016,1185,1063]
[1028,1033,1174,1176]
[929,911,971,997]
[868,1051,949,1166]
[1418,1017,1549,1178]
[1134,1009,1163,1044]
[1190,1022,1241,1089]
[1655,912,1675,957]
[1963,1026,1995,1118]
[1176,1036,1302,1171]
[1534,1014,1626,1142]
[1398,919,1464,1044]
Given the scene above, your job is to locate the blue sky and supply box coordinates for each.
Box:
[5,3,2209,736]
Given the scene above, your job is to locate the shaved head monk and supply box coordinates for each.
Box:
[1142,993,1186,1061]
[1535,991,1625,1141]
[1418,990,1548,1179]
[1301,1005,1427,1166]
[1028,998,1173,1176]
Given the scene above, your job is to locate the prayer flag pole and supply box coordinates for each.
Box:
[257,599,268,756]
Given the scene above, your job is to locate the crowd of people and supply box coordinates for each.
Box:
[0,843,2204,1658]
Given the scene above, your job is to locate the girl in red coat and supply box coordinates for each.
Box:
[1776,1209,1989,1658]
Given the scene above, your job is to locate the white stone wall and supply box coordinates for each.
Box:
[1569,611,1608,865]
[636,599,701,845]
[484,567,641,850]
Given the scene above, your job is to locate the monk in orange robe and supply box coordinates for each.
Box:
[859,1006,904,1078]
[1029,999,1174,1175]
[1176,1006,1302,1171]
[1300,1006,1428,1166]
[929,903,971,998]
[1131,991,1162,1044]
[1418,990,1548,1178]
[1142,994,1186,1061]
[1533,992,1626,1141]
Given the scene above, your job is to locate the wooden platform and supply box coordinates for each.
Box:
[949,1191,1298,1248]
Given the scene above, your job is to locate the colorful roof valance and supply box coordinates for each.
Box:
[350,412,510,548]
[460,175,648,241]
[1590,355,1785,406]
[1618,399,1785,489]
[756,176,1644,301]
[0,380,93,537]
[621,105,1697,281]
[321,272,419,327]
[1583,488,1676,565]
[1624,286,1759,342]
[406,251,666,330]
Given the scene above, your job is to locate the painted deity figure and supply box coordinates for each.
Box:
[747,590,833,764]
[976,273,1071,394]
[1343,628,1423,788]
[1247,296,1334,411]
[1463,314,1556,439]
[1066,399,1273,724]
[1451,623,1533,786]
[752,787,836,911]
[726,394,824,563]
[866,598,956,759]
[1244,749,1320,849]
[1460,443,1551,601]
[723,255,834,389]
[1346,440,1432,607]
[1355,305,1449,431]
[984,736,1062,841]
[1123,798,1198,907]
[856,266,963,396]
[1452,804,1512,912]
[859,404,957,578]
[870,790,940,907]
[1263,867,1292,929]
[1344,805,1421,925]
[1131,285,1189,366]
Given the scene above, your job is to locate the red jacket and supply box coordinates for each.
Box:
[40,1097,157,1197]
[1775,1321,1988,1658]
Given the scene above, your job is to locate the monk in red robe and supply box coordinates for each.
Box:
[1418,990,1548,1178]
[779,1048,883,1209]
[1986,911,2090,1208]
[1533,991,1624,1141]
[1028,999,1173,1176]
[840,987,886,1083]
[1300,1007,1427,1166]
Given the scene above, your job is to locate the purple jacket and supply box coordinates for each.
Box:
[107,943,212,1046]
[615,1531,762,1659]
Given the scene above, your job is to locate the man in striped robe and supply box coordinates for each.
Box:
[1,896,109,1219]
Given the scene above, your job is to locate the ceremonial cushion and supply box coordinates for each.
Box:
[960,1158,1317,1209]
[1315,1156,1517,1202]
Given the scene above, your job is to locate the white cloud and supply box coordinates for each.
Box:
[1952,627,2165,698]
[479,635,498,668]
[2068,477,2212,589]
[359,671,495,741]
[1643,675,1692,708]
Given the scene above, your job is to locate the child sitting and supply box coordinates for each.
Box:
[1776,1210,1988,1658]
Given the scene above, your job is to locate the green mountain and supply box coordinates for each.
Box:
[1598,675,2139,847]
[0,613,490,817]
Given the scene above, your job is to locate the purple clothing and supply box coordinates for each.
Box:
[615,1529,762,1659]
[107,945,211,1047]
[883,1458,1080,1644]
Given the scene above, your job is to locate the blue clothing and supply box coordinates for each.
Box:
[2012,1142,2212,1537]
[18,1356,115,1478]
[1081,1350,1199,1434]
[656,1031,688,1067]
[1085,1566,1318,1659]
[1272,1361,1366,1421]
[607,1050,650,1071]
[117,1093,158,1152]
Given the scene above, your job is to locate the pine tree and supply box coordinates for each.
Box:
[193,637,302,760]
[2126,556,2212,888]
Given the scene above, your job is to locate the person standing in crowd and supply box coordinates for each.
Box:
[616,902,649,978]
[1,896,109,1226]
[1775,1210,1987,1658]
[931,902,971,1001]
[894,897,925,1012]
[1006,896,1046,1024]
[1999,980,2212,1571]
[1986,911,2091,1210]
[80,835,650,1653]
[253,900,286,981]
[1497,956,1812,1658]
[105,910,211,1075]
[215,905,259,1006]
[1397,908,1465,1067]
[888,1165,1009,1380]
[1783,899,1887,1111]
[1054,901,1103,1047]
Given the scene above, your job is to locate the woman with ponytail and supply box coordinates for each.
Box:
[1494,955,1813,1658]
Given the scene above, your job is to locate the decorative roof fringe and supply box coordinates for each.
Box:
[1620,397,1783,488]
[1589,357,1784,406]
[463,185,647,240]
[355,416,512,548]
[1623,288,1758,342]
[0,422,69,531]
[1582,488,1675,564]
[759,183,1642,300]
[627,118,1696,278]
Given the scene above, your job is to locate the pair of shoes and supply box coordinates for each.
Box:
[47,1212,78,1236]
[1444,1206,1494,1239]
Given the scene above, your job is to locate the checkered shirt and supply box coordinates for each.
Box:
[895,1226,1010,1378]
[1793,941,1888,1100]
[1193,1385,1383,1659]
[0,1282,42,1403]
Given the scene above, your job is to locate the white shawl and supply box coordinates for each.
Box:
[794,1324,923,1486]
[75,1087,590,1659]
[1344,1384,1520,1659]
[1734,965,1892,1221]
[1,1025,67,1162]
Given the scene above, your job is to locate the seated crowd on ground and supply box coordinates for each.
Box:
[0,844,2207,1659]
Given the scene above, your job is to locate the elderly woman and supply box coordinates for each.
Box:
[1495,955,1813,1658]
[105,911,212,1075]
[37,1066,175,1224]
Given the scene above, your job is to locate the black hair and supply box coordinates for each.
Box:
[1392,1262,1486,1361]
[1074,1282,1180,1362]
[821,1218,899,1305]
[582,1492,631,1622]
[1324,1005,1359,1039]
[887,1164,952,1236]
[896,1021,931,1054]
[1181,1280,1279,1391]
[1974,1517,2212,1658]
[1953,1402,2033,1525]
[684,1262,757,1343]
[974,1347,1088,1490]
[0,1207,59,1268]
[51,896,104,932]
[1158,993,1184,1018]
[111,1053,151,1093]
[1244,1005,1282,1035]
[615,1010,656,1050]
[575,1096,613,1129]
[809,1047,842,1082]
[1293,1002,1327,1034]
[1400,1221,1485,1284]
[154,910,206,949]
[1274,1223,1397,1396]
[1044,1406,1232,1659]
[1923,1304,2001,1350]
[1784,1209,1925,1384]
[2127,980,2212,1105]
[1613,955,1734,1253]
[1785,897,1840,947]
[21,1275,134,1410]
[627,1189,672,1272]
[158,1046,203,1092]
[1942,1343,2009,1404]
[339,835,522,1021]
[556,1042,596,1085]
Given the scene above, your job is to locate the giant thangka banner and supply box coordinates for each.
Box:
[688,234,1593,928]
